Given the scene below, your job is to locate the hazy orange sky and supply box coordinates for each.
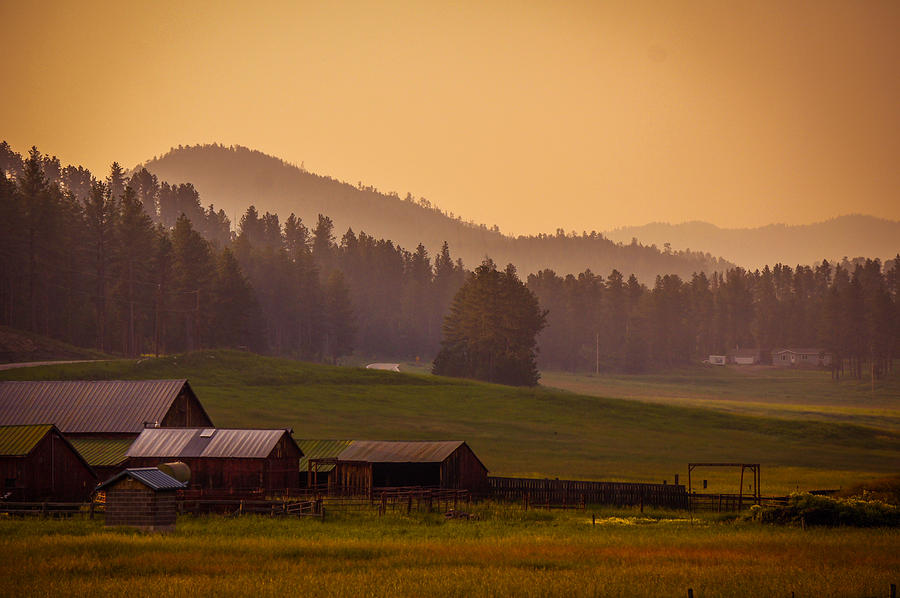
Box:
[2,0,898,234]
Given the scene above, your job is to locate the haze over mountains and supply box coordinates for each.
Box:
[139,145,729,281]
[604,217,900,270]
[140,144,896,277]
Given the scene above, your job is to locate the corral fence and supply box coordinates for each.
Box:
[488,476,690,510]
[689,493,789,513]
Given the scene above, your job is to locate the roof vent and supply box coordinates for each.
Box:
[200,428,216,438]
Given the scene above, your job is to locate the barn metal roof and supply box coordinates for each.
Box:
[0,424,54,456]
[0,379,205,434]
[69,437,134,467]
[298,439,354,473]
[97,467,186,491]
[126,428,299,459]
[337,440,467,463]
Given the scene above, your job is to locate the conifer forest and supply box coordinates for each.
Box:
[1,142,897,383]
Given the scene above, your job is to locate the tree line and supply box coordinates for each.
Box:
[1,142,897,380]
[0,143,464,362]
[527,259,899,379]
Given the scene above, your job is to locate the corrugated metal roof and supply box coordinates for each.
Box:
[298,439,354,472]
[97,467,186,491]
[0,380,197,434]
[0,424,54,456]
[69,437,134,467]
[127,428,297,459]
[337,440,466,463]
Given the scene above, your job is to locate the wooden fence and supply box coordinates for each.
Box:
[689,493,789,512]
[488,476,690,509]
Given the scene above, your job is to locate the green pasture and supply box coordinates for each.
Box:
[1,510,897,597]
[541,365,900,433]
[3,351,898,494]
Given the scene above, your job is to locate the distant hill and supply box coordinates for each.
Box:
[139,145,730,280]
[604,216,900,270]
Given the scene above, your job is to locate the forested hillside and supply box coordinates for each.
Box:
[604,217,900,270]
[139,144,731,281]
[2,141,897,377]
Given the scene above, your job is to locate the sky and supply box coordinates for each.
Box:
[2,0,898,235]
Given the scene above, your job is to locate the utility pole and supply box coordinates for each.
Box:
[154,283,161,358]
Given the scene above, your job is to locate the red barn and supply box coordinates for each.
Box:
[125,428,302,493]
[0,424,97,502]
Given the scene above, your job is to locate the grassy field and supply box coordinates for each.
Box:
[2,351,898,494]
[1,509,898,597]
[541,365,900,433]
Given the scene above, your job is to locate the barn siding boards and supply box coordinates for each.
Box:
[0,379,213,436]
[126,428,302,493]
[0,424,97,502]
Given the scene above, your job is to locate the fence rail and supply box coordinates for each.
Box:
[689,493,789,512]
[488,476,689,509]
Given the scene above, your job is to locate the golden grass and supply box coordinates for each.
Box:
[1,510,897,597]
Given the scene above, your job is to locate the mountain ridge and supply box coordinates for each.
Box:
[603,215,900,270]
[139,144,731,280]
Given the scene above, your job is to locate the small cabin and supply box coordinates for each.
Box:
[0,424,96,502]
[98,467,186,532]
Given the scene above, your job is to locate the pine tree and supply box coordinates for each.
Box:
[433,259,546,386]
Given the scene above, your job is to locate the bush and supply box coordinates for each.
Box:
[747,493,900,527]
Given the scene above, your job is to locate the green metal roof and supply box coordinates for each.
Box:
[298,439,353,473]
[69,437,134,467]
[0,424,54,456]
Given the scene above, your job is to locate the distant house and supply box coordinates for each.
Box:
[771,348,832,368]
[125,427,302,493]
[728,349,761,365]
[0,424,96,502]
[314,440,489,495]
[707,355,726,366]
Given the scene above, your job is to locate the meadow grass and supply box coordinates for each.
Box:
[2,351,898,494]
[1,508,897,597]
[540,365,900,431]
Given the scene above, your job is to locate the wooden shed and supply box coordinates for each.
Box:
[0,424,97,502]
[125,428,302,493]
[330,441,488,494]
[98,467,186,532]
[298,439,353,489]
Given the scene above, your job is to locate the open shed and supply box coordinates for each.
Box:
[330,440,488,494]
[125,428,302,493]
[0,424,97,502]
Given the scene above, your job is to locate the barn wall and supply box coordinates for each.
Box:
[332,462,372,494]
[126,456,299,492]
[161,390,212,428]
[1,433,96,501]
[441,444,488,492]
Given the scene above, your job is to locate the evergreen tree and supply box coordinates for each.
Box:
[433,259,546,386]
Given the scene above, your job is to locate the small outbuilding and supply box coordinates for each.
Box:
[0,424,97,502]
[298,439,353,489]
[98,467,186,532]
[329,440,488,494]
[125,428,302,493]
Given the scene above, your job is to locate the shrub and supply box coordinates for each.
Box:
[747,493,900,527]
